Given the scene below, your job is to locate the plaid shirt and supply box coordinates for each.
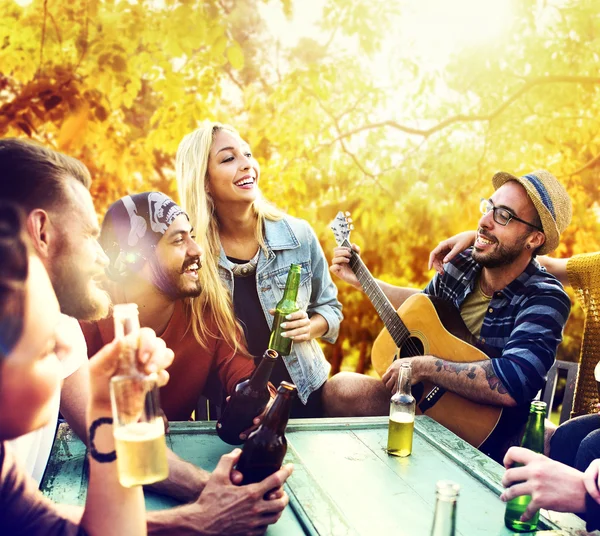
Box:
[424,249,571,406]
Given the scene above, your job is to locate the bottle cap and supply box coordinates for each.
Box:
[435,480,460,499]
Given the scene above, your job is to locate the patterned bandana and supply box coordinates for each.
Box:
[100,192,187,279]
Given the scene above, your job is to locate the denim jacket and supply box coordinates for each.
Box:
[218,216,343,404]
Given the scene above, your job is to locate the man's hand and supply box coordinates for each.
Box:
[500,447,587,520]
[192,449,293,536]
[330,245,362,290]
[381,357,421,392]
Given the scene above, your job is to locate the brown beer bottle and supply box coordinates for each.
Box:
[236,381,297,485]
[216,349,279,445]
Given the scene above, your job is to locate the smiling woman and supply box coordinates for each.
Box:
[176,123,343,417]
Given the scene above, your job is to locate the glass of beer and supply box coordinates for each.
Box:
[110,304,169,488]
[387,361,416,457]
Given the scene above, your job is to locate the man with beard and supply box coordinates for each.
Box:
[0,141,291,534]
[0,138,110,482]
[325,169,572,462]
[80,192,256,422]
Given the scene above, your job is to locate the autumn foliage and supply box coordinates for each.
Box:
[1,0,599,374]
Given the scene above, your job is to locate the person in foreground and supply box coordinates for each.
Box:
[501,446,600,531]
[0,138,292,534]
[176,122,343,417]
[0,201,172,535]
[327,169,572,461]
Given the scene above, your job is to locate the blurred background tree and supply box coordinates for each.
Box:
[1,0,598,375]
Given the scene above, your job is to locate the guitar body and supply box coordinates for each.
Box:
[372,293,502,448]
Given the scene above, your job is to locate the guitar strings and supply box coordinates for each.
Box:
[349,248,423,358]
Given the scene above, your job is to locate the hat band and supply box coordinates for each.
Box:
[522,174,556,220]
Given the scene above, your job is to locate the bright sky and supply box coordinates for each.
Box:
[260,0,517,72]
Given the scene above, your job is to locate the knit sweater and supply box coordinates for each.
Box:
[567,252,600,416]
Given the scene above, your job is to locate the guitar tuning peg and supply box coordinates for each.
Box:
[346,217,353,223]
[344,211,351,217]
[349,224,355,231]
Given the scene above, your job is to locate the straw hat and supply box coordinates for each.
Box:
[492,169,572,256]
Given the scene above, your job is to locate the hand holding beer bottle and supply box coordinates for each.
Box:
[236,382,297,486]
[216,349,279,445]
[387,361,416,457]
[503,400,546,532]
[269,264,302,356]
[109,303,169,488]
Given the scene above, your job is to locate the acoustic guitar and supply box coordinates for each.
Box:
[331,212,502,448]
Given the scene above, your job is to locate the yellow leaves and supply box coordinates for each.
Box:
[57,104,90,151]
[227,42,245,70]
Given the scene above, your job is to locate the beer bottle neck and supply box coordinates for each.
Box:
[521,410,545,453]
[430,498,457,536]
[277,265,301,310]
[248,350,278,390]
[396,364,412,396]
[262,391,294,435]
[430,482,459,536]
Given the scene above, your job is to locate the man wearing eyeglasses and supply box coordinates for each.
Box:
[326,169,572,462]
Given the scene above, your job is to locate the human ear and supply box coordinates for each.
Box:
[25,209,53,259]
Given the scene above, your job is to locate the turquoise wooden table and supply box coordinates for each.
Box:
[41,416,598,535]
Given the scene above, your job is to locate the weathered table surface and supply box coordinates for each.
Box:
[41,416,598,535]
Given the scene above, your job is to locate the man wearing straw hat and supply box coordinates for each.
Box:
[327,169,572,462]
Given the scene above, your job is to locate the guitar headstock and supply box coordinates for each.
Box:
[330,211,354,246]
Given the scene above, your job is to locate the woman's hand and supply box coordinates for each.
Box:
[88,327,174,412]
[428,231,477,275]
[271,309,311,342]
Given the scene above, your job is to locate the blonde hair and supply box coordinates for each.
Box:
[176,122,284,353]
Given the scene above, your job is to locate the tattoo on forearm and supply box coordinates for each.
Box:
[483,362,508,394]
[434,359,477,379]
[434,359,509,395]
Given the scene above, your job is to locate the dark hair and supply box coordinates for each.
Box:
[0,138,91,213]
[0,202,29,358]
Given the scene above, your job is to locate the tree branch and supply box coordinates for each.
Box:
[329,75,600,142]
[570,152,600,176]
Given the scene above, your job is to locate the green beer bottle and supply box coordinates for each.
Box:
[268,264,301,356]
[504,400,547,532]
[430,481,460,536]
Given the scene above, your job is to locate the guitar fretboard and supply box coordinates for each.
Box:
[342,239,410,348]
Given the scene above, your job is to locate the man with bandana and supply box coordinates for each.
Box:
[81,192,256,422]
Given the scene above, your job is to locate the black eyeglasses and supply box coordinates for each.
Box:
[479,199,543,231]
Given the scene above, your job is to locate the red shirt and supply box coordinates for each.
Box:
[81,300,254,421]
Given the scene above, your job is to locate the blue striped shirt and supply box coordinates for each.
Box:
[423,249,571,405]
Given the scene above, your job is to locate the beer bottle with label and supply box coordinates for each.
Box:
[110,303,168,488]
[430,481,460,536]
[268,264,302,356]
[387,361,416,457]
[504,400,547,532]
[236,382,297,485]
[216,349,279,445]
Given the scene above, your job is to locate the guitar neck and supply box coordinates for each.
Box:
[343,240,409,347]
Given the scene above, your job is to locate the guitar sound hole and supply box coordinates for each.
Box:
[399,337,424,358]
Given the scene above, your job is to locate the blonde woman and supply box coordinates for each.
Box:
[176,123,343,417]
